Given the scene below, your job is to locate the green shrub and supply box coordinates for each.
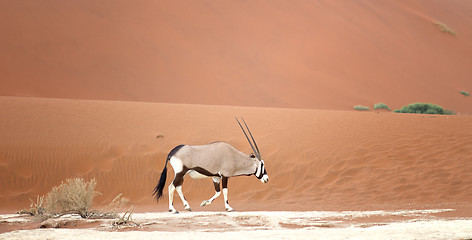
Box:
[460,91,470,97]
[394,103,454,115]
[373,103,391,111]
[353,105,370,111]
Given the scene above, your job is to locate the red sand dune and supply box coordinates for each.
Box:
[1,0,472,215]
[1,96,471,213]
[1,0,472,113]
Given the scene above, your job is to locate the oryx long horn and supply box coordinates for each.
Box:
[241,117,261,158]
[235,117,261,159]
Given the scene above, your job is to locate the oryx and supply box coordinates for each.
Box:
[152,117,269,213]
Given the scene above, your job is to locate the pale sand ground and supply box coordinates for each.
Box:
[1,210,472,240]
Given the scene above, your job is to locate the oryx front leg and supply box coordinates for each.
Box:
[201,177,221,207]
[222,177,234,212]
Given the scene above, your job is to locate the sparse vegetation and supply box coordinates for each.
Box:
[44,178,99,218]
[17,196,45,216]
[18,178,130,220]
[100,193,130,217]
[394,103,454,115]
[435,21,456,36]
[353,105,370,111]
[112,206,139,227]
[460,91,470,97]
[373,103,391,111]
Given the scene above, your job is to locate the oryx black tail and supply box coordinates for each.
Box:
[152,145,185,202]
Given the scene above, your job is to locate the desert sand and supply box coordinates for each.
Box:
[1,96,472,213]
[1,0,472,113]
[1,96,472,239]
[1,0,472,238]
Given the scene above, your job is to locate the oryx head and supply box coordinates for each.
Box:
[236,117,269,183]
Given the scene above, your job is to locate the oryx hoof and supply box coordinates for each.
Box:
[185,207,192,211]
[226,207,235,212]
[200,200,209,207]
[169,209,179,214]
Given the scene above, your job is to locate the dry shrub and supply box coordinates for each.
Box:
[112,206,138,227]
[44,178,99,218]
[18,196,45,216]
[435,21,456,36]
[92,193,131,219]
[18,178,131,221]
[107,193,129,211]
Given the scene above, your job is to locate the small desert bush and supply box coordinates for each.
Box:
[112,206,138,227]
[435,21,456,36]
[17,196,45,216]
[373,103,391,111]
[353,105,370,111]
[19,178,130,220]
[394,103,454,115]
[460,91,470,97]
[44,178,99,218]
[97,193,130,219]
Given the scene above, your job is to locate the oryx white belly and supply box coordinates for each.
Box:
[187,170,210,179]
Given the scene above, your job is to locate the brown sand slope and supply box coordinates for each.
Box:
[1,96,471,212]
[1,1,472,113]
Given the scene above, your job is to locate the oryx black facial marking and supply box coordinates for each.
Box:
[152,117,269,213]
[255,160,267,180]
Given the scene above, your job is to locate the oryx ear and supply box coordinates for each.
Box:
[250,153,256,158]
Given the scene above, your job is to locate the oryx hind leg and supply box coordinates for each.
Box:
[169,171,190,213]
[201,177,221,207]
[168,156,191,213]
[168,183,177,214]
[176,184,191,211]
